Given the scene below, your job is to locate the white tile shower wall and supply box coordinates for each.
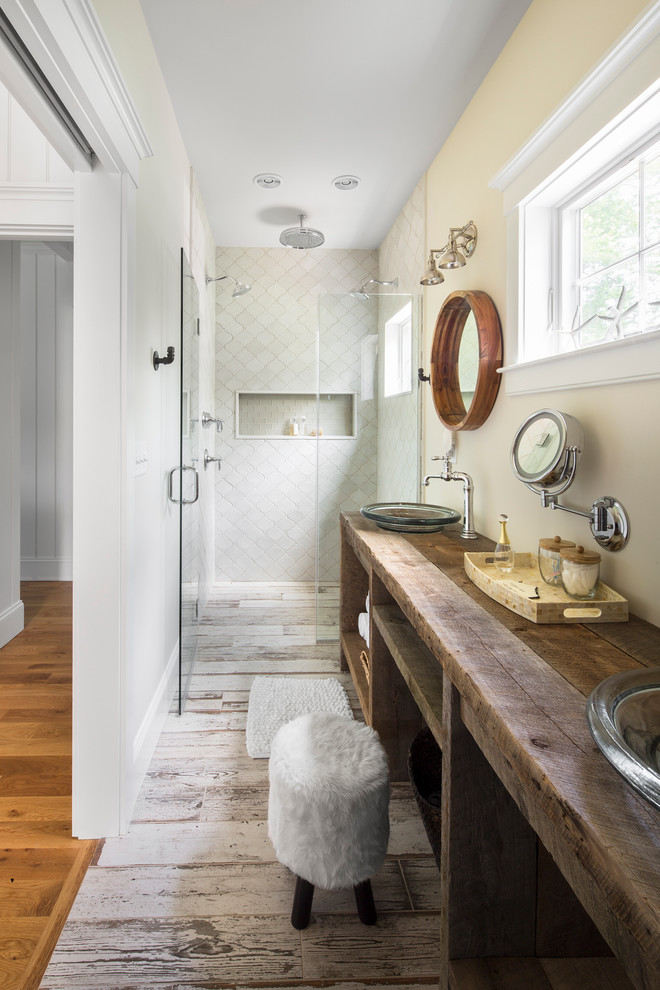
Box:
[215,246,377,582]
[377,177,426,502]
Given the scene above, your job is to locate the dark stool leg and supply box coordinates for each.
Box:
[354,878,377,925]
[291,875,314,929]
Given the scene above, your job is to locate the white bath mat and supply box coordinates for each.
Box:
[246,676,353,758]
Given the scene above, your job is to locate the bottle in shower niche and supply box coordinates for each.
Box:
[494,513,514,573]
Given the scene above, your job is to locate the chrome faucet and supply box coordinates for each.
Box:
[422,440,477,540]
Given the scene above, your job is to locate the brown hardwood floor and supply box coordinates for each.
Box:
[0,582,98,990]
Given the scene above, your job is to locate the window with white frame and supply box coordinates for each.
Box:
[491,4,660,394]
[383,303,412,397]
[558,139,660,349]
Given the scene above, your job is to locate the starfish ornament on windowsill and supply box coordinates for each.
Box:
[596,286,639,340]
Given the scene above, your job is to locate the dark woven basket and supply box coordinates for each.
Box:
[407,726,443,870]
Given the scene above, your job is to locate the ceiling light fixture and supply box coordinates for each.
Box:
[253,173,282,189]
[420,221,477,286]
[332,175,360,191]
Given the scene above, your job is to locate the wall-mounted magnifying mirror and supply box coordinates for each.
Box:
[511,408,584,493]
[430,289,502,431]
[511,408,630,552]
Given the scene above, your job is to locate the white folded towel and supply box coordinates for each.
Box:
[358,611,369,647]
[365,594,370,613]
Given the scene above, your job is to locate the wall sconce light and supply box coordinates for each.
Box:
[153,346,175,370]
[420,221,477,286]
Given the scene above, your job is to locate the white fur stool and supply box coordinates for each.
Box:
[268,711,390,929]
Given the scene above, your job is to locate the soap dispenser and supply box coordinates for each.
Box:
[494,513,514,573]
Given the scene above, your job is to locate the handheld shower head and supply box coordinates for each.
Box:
[206,274,252,296]
[279,214,325,249]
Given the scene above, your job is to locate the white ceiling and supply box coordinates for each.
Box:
[138,0,532,250]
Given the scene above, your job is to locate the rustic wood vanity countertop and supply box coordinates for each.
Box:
[341,511,660,990]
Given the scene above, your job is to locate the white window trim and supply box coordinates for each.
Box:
[384,302,413,398]
[490,1,660,395]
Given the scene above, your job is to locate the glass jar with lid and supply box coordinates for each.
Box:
[560,545,601,600]
[538,535,575,586]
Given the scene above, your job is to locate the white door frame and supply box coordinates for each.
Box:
[1,0,152,838]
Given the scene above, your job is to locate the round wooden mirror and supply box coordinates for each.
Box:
[430,289,502,431]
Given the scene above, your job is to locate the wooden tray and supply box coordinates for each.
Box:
[464,552,628,624]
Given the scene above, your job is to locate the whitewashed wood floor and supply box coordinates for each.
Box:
[42,583,441,989]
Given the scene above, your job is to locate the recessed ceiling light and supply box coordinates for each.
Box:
[253,173,282,189]
[332,175,360,191]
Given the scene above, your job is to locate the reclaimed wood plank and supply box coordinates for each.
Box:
[449,957,553,989]
[199,785,267,822]
[96,821,276,866]
[67,860,412,920]
[301,912,441,980]
[42,914,303,987]
[398,857,442,911]
[540,956,636,989]
[441,677,536,968]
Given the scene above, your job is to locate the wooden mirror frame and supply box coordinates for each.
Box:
[430,289,502,431]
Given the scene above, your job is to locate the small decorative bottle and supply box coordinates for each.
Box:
[494,513,514,573]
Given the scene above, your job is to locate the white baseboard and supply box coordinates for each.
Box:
[124,641,179,831]
[0,599,25,648]
[21,557,73,581]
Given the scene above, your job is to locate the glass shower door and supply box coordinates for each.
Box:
[178,250,200,713]
[315,291,422,642]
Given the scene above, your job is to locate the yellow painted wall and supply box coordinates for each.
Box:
[422,0,659,623]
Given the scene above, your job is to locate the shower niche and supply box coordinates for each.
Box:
[236,390,356,438]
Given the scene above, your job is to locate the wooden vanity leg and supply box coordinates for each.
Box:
[369,573,424,780]
[440,675,537,984]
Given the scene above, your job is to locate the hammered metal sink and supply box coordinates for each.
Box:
[587,667,660,811]
[360,502,461,533]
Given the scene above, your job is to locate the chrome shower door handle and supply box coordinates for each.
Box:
[181,465,199,504]
[168,465,199,504]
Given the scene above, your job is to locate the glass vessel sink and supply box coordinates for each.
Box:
[360,502,461,533]
[587,667,660,811]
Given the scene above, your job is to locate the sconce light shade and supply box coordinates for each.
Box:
[436,241,466,270]
[420,221,477,285]
[420,260,444,286]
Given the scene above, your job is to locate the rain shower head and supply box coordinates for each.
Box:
[279,214,325,249]
[205,274,252,297]
[349,277,399,299]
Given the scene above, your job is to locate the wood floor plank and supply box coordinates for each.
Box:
[96,821,277,866]
[0,796,72,823]
[0,755,71,795]
[300,912,442,980]
[398,858,442,911]
[132,779,205,823]
[42,914,303,987]
[141,759,269,785]
[67,860,412,920]
[0,917,48,988]
[199,784,267,822]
